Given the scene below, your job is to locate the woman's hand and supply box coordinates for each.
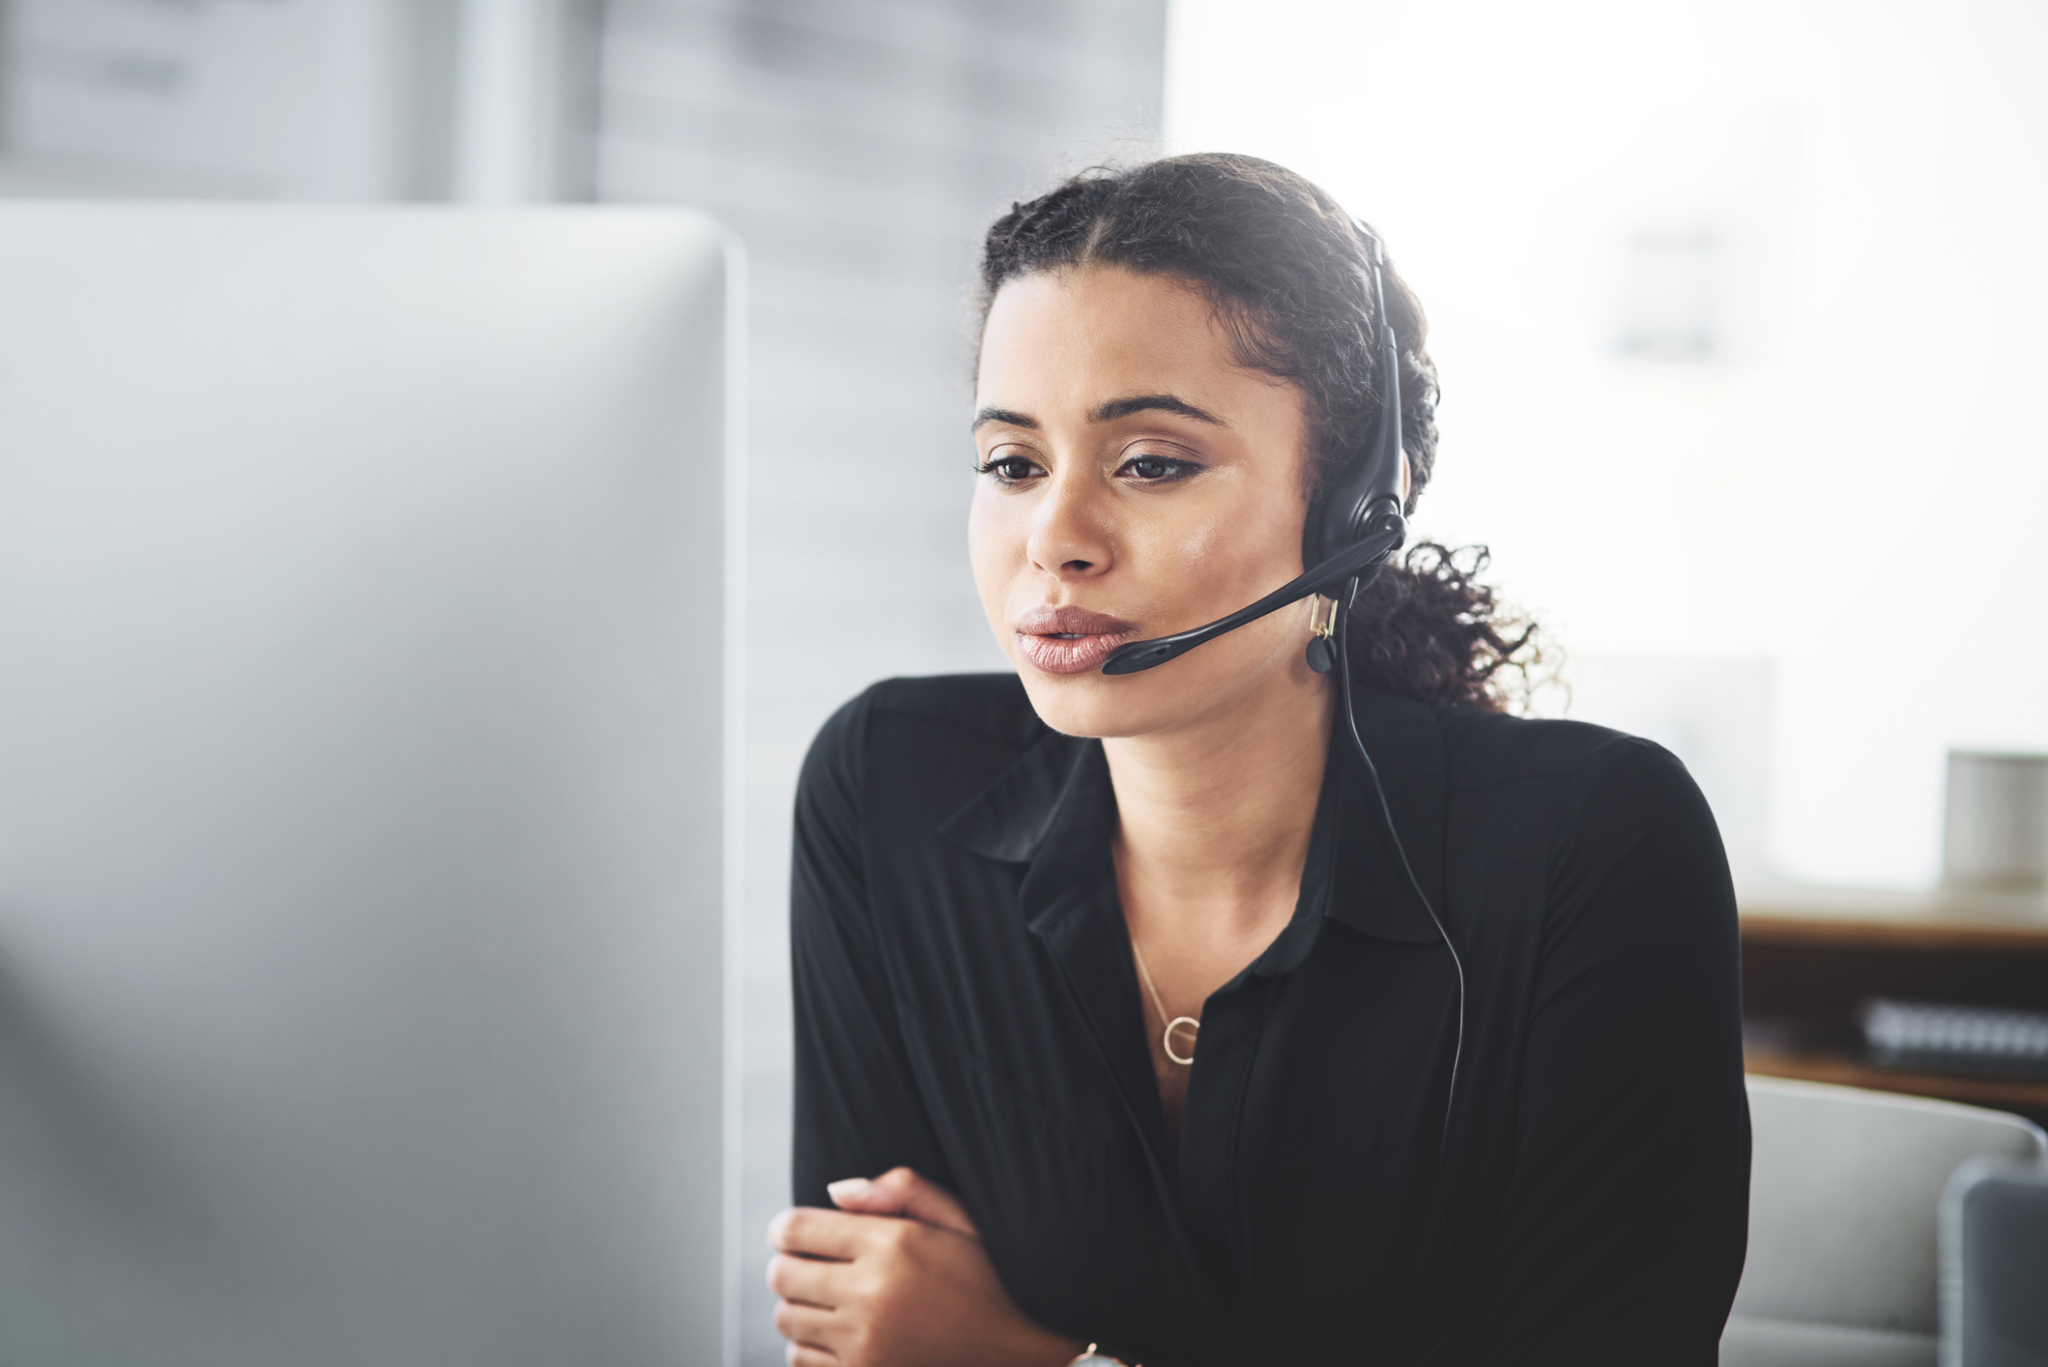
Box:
[767,1166,1083,1367]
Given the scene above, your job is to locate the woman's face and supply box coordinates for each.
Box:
[970,266,1321,739]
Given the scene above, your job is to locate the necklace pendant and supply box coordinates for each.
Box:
[1163,1015,1200,1066]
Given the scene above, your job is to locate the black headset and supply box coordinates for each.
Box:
[1100,227,1469,1347]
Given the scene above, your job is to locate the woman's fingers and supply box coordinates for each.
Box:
[766,1251,844,1309]
[827,1166,979,1240]
[767,1206,869,1261]
[771,1298,843,1359]
[768,1194,1079,1367]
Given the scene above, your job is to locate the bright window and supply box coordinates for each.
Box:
[1167,0,2048,887]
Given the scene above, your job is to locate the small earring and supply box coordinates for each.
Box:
[1306,595,1339,674]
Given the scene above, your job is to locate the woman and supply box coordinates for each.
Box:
[768,154,1749,1366]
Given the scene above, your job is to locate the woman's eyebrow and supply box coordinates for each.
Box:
[1090,394,1225,425]
[971,407,1036,432]
[970,395,1225,432]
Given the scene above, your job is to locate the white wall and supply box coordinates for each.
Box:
[1167,0,2048,887]
[1,0,448,197]
[0,0,592,202]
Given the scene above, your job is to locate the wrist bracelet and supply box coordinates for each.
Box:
[1068,1344,1135,1367]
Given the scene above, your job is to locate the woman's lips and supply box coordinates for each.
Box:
[1014,604,1141,676]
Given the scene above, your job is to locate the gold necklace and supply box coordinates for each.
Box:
[1128,933,1200,1066]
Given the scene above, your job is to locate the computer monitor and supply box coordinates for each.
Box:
[0,205,739,1366]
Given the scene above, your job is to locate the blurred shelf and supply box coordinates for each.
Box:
[1740,883,2048,951]
[1745,1046,2048,1118]
[1739,884,2048,1121]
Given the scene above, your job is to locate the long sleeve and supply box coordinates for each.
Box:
[789,692,954,1210]
[777,677,1754,1365]
[1467,737,1752,1364]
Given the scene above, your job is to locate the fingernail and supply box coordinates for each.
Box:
[826,1178,872,1201]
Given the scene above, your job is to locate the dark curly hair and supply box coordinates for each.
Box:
[977,153,1546,713]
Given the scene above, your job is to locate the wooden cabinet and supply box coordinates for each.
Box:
[1739,885,2048,1124]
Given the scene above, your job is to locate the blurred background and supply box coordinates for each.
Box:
[5,2,2046,1360]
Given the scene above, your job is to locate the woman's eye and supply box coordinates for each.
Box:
[975,454,1041,484]
[1120,453,1196,483]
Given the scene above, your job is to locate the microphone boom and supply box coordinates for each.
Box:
[1098,516,1406,676]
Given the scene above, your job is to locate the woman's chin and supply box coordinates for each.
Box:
[1017,675,1141,739]
[1012,665,1210,740]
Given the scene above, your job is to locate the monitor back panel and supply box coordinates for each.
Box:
[0,205,734,1366]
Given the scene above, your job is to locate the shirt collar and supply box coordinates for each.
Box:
[936,684,1447,949]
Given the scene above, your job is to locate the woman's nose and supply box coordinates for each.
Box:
[1024,473,1113,579]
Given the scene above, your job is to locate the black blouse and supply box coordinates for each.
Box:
[790,674,1750,1367]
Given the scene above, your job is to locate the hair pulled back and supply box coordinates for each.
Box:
[977,153,1544,713]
